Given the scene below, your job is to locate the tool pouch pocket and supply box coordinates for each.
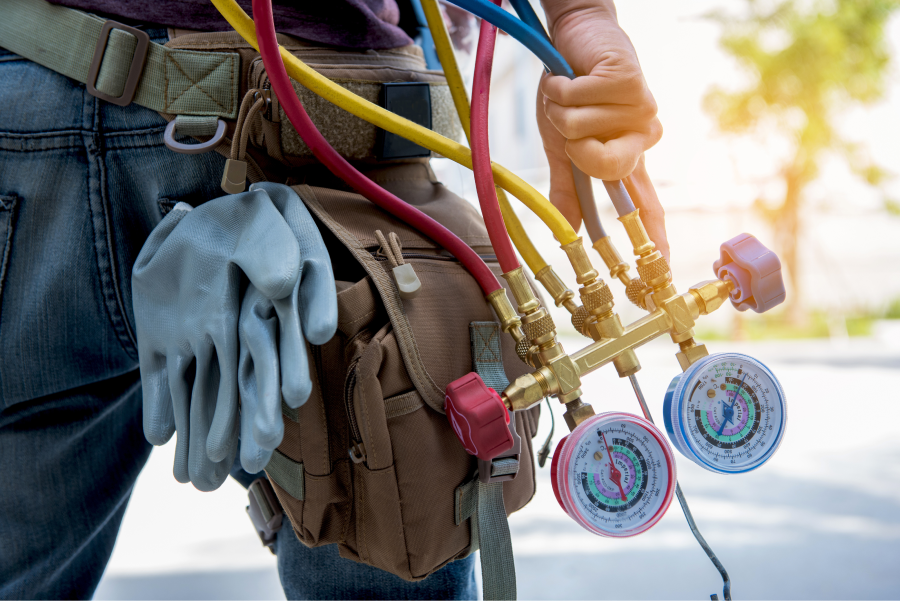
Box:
[264,171,540,581]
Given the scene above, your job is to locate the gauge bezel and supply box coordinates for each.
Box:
[552,412,677,538]
[664,352,787,474]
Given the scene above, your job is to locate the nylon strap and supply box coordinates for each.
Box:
[265,449,305,500]
[1,0,239,118]
[456,322,518,600]
[470,321,510,391]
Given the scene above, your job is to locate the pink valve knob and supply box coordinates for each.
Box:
[713,233,786,313]
[445,372,513,461]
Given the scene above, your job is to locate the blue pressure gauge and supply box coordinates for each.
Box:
[663,352,787,474]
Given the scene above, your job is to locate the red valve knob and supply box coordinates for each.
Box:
[445,372,514,461]
[713,233,786,313]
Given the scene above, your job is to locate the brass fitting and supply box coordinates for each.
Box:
[522,312,556,349]
[581,313,641,377]
[501,344,582,409]
[618,209,673,292]
[625,277,651,310]
[563,398,596,432]
[688,279,735,316]
[571,305,590,336]
[503,370,551,412]
[486,289,524,342]
[577,278,641,377]
[675,338,709,372]
[501,267,540,315]
[560,238,599,285]
[618,209,656,257]
[580,280,615,316]
[534,266,578,314]
[592,235,632,286]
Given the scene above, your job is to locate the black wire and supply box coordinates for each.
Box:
[537,397,555,467]
[628,375,733,601]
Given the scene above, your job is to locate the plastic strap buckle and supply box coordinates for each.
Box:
[246,477,284,554]
[477,420,521,484]
[86,20,150,107]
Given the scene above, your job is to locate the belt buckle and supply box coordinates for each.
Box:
[86,20,150,107]
[246,477,284,553]
[477,419,522,484]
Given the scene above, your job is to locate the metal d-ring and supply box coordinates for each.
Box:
[164,118,227,155]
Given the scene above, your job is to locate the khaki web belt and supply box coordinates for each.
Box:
[1,0,240,117]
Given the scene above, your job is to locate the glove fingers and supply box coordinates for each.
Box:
[230,191,301,301]
[250,182,337,346]
[239,426,275,475]
[132,204,192,277]
[273,292,312,410]
[167,353,194,484]
[141,352,175,445]
[188,345,234,491]
[206,332,241,463]
[239,290,284,452]
[297,258,338,345]
[238,347,273,474]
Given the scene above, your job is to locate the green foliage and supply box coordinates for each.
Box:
[704,0,899,319]
[885,297,900,318]
[696,310,874,340]
[705,0,897,181]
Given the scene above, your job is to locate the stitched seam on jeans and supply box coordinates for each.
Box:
[87,136,139,361]
[0,194,20,338]
[100,164,139,356]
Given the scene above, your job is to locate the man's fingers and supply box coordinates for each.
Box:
[565,120,662,181]
[547,151,583,232]
[544,100,657,142]
[537,83,583,232]
[541,72,655,109]
[623,156,670,262]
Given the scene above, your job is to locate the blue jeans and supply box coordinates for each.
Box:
[0,31,476,600]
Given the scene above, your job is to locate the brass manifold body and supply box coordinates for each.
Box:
[495,209,738,431]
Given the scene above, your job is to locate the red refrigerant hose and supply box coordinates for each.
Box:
[470,0,520,274]
[251,0,502,295]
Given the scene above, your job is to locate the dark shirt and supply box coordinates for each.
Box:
[49,0,413,49]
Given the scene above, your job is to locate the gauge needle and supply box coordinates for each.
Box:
[601,432,628,503]
[718,372,747,436]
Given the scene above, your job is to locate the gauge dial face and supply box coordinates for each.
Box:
[664,352,786,474]
[551,412,676,537]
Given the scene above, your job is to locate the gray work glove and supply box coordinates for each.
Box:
[236,183,337,473]
[133,185,308,491]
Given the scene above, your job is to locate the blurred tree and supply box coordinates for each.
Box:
[704,0,899,322]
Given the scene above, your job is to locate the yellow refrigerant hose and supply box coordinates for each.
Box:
[210,0,578,248]
[418,0,547,274]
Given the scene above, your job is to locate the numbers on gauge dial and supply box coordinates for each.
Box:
[561,414,675,536]
[672,354,786,472]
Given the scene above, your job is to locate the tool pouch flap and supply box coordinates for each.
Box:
[264,165,538,582]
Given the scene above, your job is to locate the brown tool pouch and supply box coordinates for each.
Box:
[261,168,539,581]
[158,31,537,582]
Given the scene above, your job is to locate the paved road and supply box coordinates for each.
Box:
[96,335,900,599]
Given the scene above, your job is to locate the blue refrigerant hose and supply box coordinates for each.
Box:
[445,0,634,242]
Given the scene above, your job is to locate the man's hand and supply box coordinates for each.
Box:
[537,1,668,259]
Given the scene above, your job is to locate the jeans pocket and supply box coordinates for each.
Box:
[0,194,19,314]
